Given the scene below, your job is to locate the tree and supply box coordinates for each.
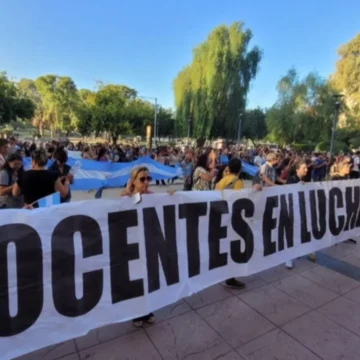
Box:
[92,84,134,144]
[18,78,46,134]
[157,108,175,138]
[173,22,261,139]
[0,72,35,126]
[266,69,337,145]
[34,75,79,137]
[331,33,360,121]
[242,108,267,144]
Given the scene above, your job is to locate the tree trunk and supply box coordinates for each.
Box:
[111,134,118,145]
[39,122,43,136]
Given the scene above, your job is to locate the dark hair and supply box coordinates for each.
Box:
[31,149,48,167]
[97,148,107,161]
[0,139,9,148]
[195,153,209,171]
[54,148,68,164]
[215,165,227,184]
[294,159,306,170]
[228,158,242,175]
[4,153,22,171]
[289,159,306,176]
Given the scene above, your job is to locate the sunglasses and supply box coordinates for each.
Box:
[138,176,152,183]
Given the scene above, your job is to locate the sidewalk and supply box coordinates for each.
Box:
[16,241,360,360]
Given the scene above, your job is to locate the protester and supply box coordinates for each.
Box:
[215,158,243,191]
[254,152,285,187]
[192,153,217,190]
[0,139,9,169]
[350,151,360,179]
[214,158,246,289]
[285,160,316,269]
[12,149,71,208]
[48,148,73,203]
[120,166,155,327]
[97,147,108,162]
[181,151,194,190]
[0,153,24,209]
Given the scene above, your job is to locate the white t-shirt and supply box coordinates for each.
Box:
[254,155,263,167]
[353,156,360,172]
[0,154,5,169]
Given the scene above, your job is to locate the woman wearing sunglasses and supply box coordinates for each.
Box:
[121,166,154,327]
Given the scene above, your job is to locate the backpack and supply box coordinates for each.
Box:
[224,178,239,190]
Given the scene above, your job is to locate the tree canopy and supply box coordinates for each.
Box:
[265,69,337,145]
[173,22,262,139]
[331,33,360,121]
[0,72,35,125]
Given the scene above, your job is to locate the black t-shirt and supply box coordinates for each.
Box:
[286,175,301,184]
[17,170,58,207]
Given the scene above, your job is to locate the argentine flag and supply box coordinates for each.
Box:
[37,192,61,208]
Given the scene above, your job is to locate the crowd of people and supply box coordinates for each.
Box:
[0,135,359,326]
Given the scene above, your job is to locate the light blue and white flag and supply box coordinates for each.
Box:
[22,155,258,191]
[37,192,61,208]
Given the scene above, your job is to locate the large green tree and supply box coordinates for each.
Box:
[173,22,261,139]
[331,33,360,121]
[242,108,267,144]
[92,84,135,143]
[34,75,79,137]
[0,72,35,125]
[266,69,337,145]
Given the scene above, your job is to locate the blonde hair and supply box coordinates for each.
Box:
[126,166,149,194]
[330,159,350,178]
[266,152,277,162]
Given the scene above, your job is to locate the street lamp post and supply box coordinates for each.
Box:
[329,94,344,166]
[237,113,243,144]
[138,95,158,145]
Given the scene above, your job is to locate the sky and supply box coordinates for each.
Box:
[0,0,359,110]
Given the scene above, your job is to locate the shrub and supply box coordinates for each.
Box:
[315,140,348,154]
[291,143,315,152]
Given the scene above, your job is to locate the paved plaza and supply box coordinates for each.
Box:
[15,183,360,360]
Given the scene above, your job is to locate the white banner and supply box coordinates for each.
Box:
[1,180,360,359]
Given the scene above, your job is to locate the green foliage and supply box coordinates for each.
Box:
[349,136,360,149]
[0,72,35,125]
[266,69,338,145]
[34,75,80,136]
[242,108,267,142]
[173,22,261,139]
[291,143,315,152]
[331,33,360,120]
[92,85,135,143]
[315,140,348,153]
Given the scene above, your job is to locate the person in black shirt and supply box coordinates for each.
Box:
[48,148,73,203]
[285,160,316,268]
[12,149,71,208]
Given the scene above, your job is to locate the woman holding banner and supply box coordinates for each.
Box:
[0,153,24,209]
[120,166,156,327]
[285,160,317,269]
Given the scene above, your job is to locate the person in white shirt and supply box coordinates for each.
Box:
[0,139,9,169]
[254,150,264,167]
[351,151,360,179]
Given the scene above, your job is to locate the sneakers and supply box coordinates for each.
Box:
[224,278,245,289]
[285,260,294,269]
[308,253,316,261]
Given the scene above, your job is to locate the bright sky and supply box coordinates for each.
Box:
[0,0,359,110]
